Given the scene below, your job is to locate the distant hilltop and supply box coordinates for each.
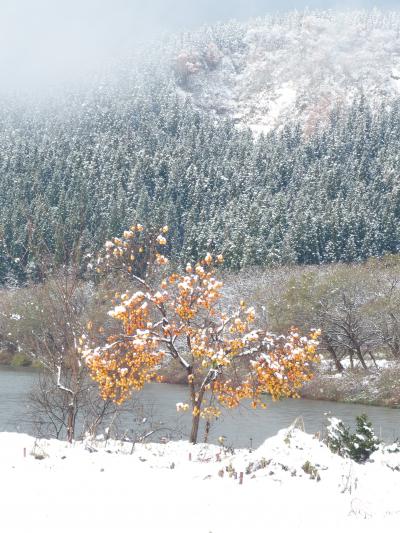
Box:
[170,9,400,133]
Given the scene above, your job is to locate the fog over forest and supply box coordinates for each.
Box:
[1,0,399,92]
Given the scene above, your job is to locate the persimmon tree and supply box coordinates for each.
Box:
[83,225,320,444]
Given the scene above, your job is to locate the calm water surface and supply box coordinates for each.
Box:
[1,365,400,447]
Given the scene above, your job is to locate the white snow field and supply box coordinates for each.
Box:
[1,427,400,532]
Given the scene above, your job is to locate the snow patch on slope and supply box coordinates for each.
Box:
[175,10,400,133]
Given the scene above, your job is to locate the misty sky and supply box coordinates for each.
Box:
[0,0,399,92]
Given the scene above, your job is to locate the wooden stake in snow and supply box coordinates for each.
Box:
[239,472,244,485]
[189,452,192,461]
[23,447,26,458]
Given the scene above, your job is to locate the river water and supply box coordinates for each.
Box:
[1,365,400,447]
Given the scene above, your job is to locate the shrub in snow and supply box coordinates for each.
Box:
[302,461,321,481]
[349,415,380,463]
[325,416,351,457]
[326,414,380,463]
[383,441,400,454]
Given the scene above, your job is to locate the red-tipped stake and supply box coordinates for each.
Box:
[189,453,192,461]
[239,472,243,485]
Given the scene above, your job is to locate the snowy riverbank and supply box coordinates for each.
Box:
[302,360,400,407]
[1,427,400,532]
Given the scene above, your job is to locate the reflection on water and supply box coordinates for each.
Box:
[1,366,400,447]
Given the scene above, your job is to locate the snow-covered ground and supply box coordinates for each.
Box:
[1,427,400,532]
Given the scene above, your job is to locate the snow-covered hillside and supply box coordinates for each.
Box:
[174,10,400,133]
[2,427,400,532]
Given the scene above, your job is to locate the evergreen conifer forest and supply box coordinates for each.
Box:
[0,11,400,283]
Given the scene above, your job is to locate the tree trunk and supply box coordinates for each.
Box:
[190,408,201,444]
[66,395,76,443]
[204,420,211,444]
[326,340,344,372]
[355,346,368,370]
[368,350,379,370]
[189,390,206,444]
